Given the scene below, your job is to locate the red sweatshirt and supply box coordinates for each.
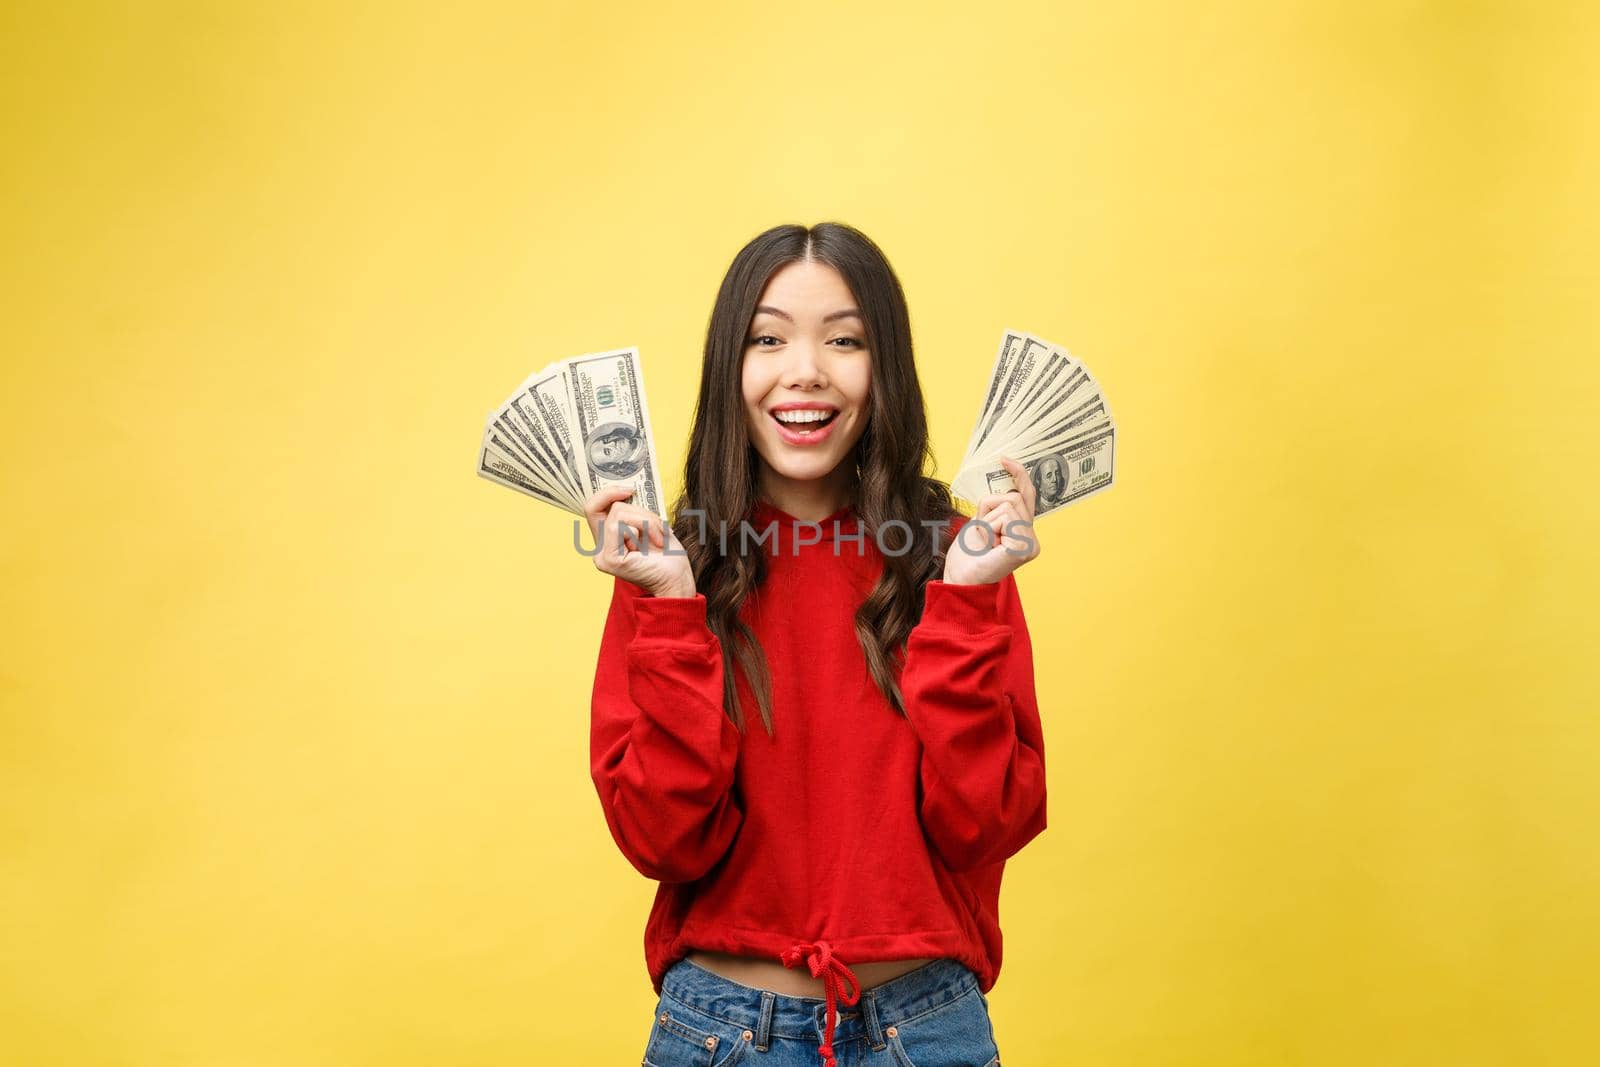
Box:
[588,497,1048,1045]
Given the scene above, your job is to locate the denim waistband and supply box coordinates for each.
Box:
[659,955,978,1046]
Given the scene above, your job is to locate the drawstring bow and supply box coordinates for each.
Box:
[780,939,861,1067]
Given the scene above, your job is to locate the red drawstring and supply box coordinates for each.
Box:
[780,939,861,1067]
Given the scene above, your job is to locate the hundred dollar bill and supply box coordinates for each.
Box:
[562,347,667,520]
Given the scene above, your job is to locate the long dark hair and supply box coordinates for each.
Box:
[667,222,962,735]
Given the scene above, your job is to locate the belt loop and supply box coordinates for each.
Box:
[755,990,776,1052]
[862,988,887,1051]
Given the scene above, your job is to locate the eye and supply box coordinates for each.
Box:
[748,335,782,347]
[829,337,864,348]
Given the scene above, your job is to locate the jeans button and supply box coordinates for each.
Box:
[886,1026,898,1038]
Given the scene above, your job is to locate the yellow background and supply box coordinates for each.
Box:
[3,2,1596,1064]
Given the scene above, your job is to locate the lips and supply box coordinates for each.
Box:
[768,405,841,447]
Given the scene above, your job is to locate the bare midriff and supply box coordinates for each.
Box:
[685,949,939,997]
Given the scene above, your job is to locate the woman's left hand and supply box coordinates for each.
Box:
[943,456,1042,586]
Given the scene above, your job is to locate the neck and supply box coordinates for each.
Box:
[756,463,859,523]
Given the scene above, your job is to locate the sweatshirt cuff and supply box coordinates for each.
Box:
[920,579,1005,634]
[632,590,715,644]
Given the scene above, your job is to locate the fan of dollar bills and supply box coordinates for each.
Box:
[477,346,667,520]
[950,330,1117,515]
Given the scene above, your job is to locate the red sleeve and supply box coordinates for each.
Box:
[900,572,1048,872]
[588,575,743,883]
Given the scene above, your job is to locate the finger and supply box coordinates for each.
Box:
[605,501,642,530]
[998,456,1036,516]
[953,515,987,553]
[978,488,1025,512]
[975,493,1011,516]
[601,509,627,562]
[979,503,1017,537]
[586,484,635,513]
[988,501,1029,542]
[609,504,665,549]
[593,514,620,567]
[997,510,1034,551]
[985,486,1024,515]
[616,519,640,554]
[584,485,636,522]
[996,503,1040,556]
[972,509,1005,548]
[601,502,642,561]
[585,487,637,546]
[632,508,667,549]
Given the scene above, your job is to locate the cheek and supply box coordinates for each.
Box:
[844,364,872,410]
[741,358,767,410]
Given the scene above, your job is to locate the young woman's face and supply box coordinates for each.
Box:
[741,259,872,490]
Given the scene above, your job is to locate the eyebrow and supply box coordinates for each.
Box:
[753,305,863,324]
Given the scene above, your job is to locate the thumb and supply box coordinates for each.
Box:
[977,509,1005,546]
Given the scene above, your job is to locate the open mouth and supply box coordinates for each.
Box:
[770,409,839,435]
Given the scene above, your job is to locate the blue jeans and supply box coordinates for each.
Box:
[643,956,1002,1067]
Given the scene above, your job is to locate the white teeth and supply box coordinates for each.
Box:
[773,409,835,424]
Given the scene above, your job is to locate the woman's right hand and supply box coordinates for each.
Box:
[583,486,697,598]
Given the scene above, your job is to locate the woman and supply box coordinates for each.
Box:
[584,222,1047,1067]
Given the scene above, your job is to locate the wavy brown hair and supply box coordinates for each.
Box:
[667,222,964,736]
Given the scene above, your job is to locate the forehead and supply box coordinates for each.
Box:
[753,260,857,318]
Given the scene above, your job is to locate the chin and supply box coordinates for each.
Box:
[763,455,842,482]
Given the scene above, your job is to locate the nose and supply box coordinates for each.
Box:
[782,340,828,390]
